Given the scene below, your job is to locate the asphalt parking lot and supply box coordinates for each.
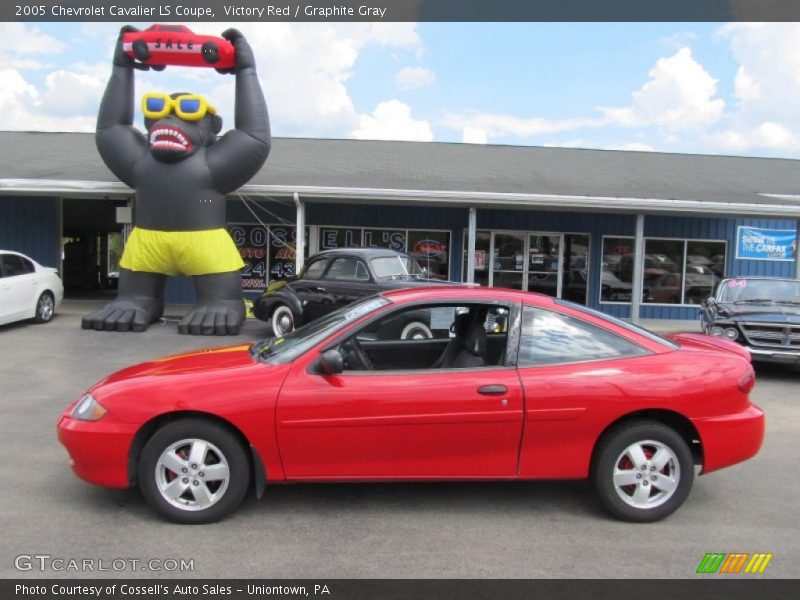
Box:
[1,307,798,579]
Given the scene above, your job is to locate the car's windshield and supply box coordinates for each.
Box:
[718,279,800,305]
[370,256,423,279]
[251,296,391,364]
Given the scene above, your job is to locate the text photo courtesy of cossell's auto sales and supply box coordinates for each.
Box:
[0,1,798,599]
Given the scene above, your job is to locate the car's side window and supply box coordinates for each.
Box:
[355,261,370,282]
[1,255,32,277]
[302,259,328,280]
[518,305,648,367]
[324,257,368,282]
[338,303,510,372]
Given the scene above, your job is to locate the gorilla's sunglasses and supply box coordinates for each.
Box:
[142,93,217,121]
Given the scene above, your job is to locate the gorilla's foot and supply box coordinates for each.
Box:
[81,297,164,332]
[177,300,245,335]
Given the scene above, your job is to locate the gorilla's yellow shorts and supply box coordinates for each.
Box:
[119,227,244,276]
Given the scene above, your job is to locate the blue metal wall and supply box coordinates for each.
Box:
[109,197,800,316]
[0,196,61,269]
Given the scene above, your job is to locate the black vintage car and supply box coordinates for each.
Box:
[700,277,800,366]
[253,248,454,337]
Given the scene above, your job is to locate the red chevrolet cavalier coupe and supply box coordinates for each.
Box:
[58,287,764,524]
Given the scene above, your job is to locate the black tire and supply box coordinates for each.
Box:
[33,291,55,323]
[591,420,694,523]
[131,39,151,61]
[201,41,220,64]
[138,418,250,524]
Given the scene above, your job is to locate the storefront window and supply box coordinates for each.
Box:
[407,230,450,280]
[601,236,726,305]
[643,239,684,304]
[362,229,406,251]
[319,227,361,250]
[684,241,725,304]
[601,237,634,302]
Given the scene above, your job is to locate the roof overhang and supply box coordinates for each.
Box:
[2,178,800,219]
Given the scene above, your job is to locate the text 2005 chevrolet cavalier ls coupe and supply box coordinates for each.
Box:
[58,287,763,523]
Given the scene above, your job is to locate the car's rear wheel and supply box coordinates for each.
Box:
[34,291,55,323]
[592,420,693,522]
[271,304,295,337]
[138,419,250,524]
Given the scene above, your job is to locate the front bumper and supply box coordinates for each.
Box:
[57,413,137,489]
[745,346,800,365]
[691,404,765,474]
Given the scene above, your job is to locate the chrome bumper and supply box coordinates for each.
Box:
[745,346,800,364]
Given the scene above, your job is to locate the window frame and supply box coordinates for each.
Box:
[323,256,373,283]
[319,299,521,375]
[599,235,728,308]
[301,257,330,280]
[0,254,34,278]
[517,304,651,368]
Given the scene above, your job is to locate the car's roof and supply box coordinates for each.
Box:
[720,276,800,283]
[380,285,553,304]
[311,248,410,259]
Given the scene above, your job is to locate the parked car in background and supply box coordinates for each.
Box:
[58,287,763,524]
[0,250,63,327]
[253,248,454,337]
[701,277,800,366]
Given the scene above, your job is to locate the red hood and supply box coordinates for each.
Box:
[668,333,751,362]
[100,344,256,384]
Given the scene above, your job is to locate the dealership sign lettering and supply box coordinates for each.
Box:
[736,226,797,262]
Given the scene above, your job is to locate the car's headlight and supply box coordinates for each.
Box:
[708,325,725,337]
[71,394,107,421]
[723,327,739,341]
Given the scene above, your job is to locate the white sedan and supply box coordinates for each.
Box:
[0,250,63,326]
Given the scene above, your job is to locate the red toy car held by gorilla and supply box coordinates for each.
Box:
[123,24,235,70]
[58,287,764,524]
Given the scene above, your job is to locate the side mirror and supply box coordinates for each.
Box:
[318,349,344,375]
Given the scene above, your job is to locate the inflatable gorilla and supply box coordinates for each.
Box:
[82,26,270,335]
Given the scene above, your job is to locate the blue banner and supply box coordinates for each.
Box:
[736,226,797,261]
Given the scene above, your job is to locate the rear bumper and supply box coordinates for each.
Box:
[57,414,137,489]
[745,346,800,365]
[691,404,765,474]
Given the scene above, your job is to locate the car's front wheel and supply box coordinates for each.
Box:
[138,419,250,524]
[271,304,295,338]
[592,420,693,522]
[34,291,55,323]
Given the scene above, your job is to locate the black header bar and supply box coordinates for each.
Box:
[7,0,800,22]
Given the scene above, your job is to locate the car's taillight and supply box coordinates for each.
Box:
[738,368,756,394]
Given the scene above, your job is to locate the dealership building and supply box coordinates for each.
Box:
[1,131,799,323]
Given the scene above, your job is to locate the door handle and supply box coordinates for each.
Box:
[315,286,326,292]
[477,384,507,395]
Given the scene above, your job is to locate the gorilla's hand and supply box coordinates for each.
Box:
[113,25,150,71]
[221,28,256,72]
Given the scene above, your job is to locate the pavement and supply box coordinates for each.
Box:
[0,306,796,579]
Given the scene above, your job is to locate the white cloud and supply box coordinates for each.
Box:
[462,126,487,144]
[604,142,655,152]
[38,70,105,117]
[351,99,433,141]
[395,66,436,90]
[0,23,68,55]
[440,111,602,140]
[600,47,725,131]
[441,47,724,146]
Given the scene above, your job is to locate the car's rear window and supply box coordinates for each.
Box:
[553,299,679,350]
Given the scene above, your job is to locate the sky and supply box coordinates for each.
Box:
[2,21,800,158]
